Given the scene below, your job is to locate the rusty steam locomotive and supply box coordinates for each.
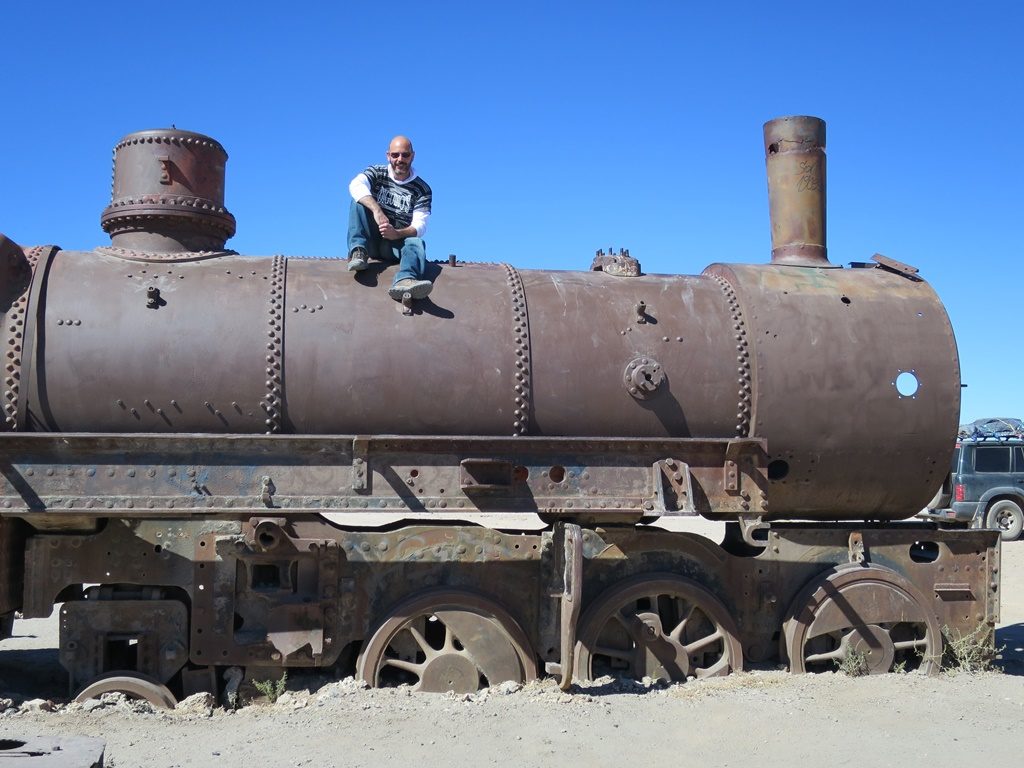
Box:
[0,116,999,706]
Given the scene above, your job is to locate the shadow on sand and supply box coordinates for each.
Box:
[995,622,1024,675]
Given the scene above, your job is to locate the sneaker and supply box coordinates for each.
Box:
[348,247,368,271]
[388,278,433,301]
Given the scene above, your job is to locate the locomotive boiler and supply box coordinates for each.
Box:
[0,117,999,706]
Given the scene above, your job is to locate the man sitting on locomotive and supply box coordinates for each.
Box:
[347,135,434,301]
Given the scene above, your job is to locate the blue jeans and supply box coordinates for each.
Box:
[347,200,427,283]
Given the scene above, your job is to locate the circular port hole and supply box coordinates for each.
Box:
[767,460,790,481]
[895,371,919,397]
[549,465,566,483]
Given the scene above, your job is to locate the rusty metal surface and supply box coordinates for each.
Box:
[20,255,755,441]
[22,250,275,433]
[705,262,960,519]
[763,115,830,266]
[60,597,188,690]
[25,517,548,678]
[282,258,516,435]
[16,514,999,690]
[0,236,34,432]
[782,563,942,674]
[574,573,743,681]
[100,129,235,254]
[590,248,641,276]
[1,243,47,433]
[12,253,958,519]
[581,523,997,674]
[0,433,767,523]
[548,522,582,689]
[356,588,537,691]
[524,270,740,439]
[74,672,177,709]
[0,516,24,626]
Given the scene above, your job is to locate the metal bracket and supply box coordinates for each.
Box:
[872,253,920,280]
[654,459,696,515]
[635,300,648,324]
[723,460,739,492]
[738,515,770,547]
[724,442,749,495]
[543,522,583,691]
[157,155,172,184]
[460,459,513,491]
[260,476,275,507]
[848,531,866,563]
[352,437,369,493]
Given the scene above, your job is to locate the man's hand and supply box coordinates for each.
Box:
[372,209,390,229]
[378,221,402,240]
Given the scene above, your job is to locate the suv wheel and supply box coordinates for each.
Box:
[986,499,1024,541]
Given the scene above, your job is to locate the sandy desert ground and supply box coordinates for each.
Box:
[2,518,1023,767]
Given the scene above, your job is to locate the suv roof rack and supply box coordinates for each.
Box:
[958,435,1024,443]
[957,417,1024,441]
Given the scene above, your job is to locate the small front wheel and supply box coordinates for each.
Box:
[986,499,1024,541]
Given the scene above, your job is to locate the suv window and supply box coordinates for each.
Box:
[1016,446,1024,472]
[974,446,1011,473]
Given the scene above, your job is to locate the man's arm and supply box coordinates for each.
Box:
[349,174,391,231]
[410,209,430,238]
[355,194,393,230]
[358,193,414,240]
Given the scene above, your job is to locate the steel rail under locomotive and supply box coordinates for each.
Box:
[0,116,999,705]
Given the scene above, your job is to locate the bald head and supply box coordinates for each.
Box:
[386,136,414,181]
[389,136,413,153]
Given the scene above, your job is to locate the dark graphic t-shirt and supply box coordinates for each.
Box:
[361,165,432,230]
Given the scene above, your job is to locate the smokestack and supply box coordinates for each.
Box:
[763,116,832,267]
[100,129,236,254]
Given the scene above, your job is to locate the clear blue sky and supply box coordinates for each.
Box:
[3,1,1021,424]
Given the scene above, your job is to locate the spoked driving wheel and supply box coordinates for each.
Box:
[783,564,941,675]
[574,574,743,682]
[357,589,537,693]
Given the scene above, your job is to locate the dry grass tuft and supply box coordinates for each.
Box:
[941,625,999,673]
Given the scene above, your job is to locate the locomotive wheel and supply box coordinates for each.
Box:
[74,671,177,709]
[573,574,743,683]
[783,564,941,675]
[357,589,537,693]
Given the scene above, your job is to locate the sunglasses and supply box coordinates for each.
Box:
[388,151,412,159]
